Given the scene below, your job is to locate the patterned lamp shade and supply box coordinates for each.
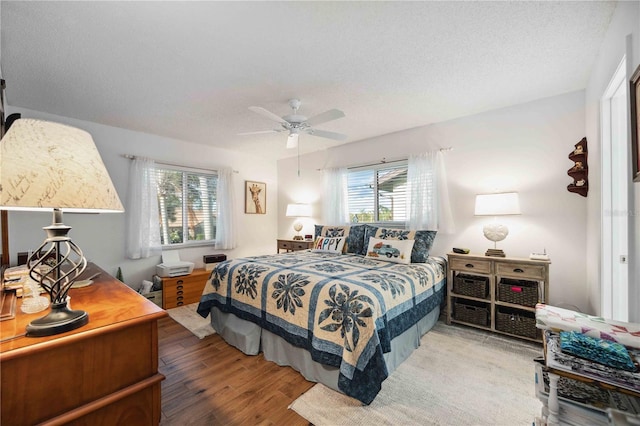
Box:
[0,118,124,212]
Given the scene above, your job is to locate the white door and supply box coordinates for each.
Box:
[601,57,629,321]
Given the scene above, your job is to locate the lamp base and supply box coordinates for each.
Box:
[26,302,89,337]
[485,248,506,257]
[292,235,304,241]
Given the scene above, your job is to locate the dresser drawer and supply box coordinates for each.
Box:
[496,262,545,280]
[292,241,312,250]
[449,258,492,274]
[278,240,293,250]
[165,273,207,288]
[165,282,203,298]
[164,290,202,307]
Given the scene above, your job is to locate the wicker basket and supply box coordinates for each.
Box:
[454,302,489,326]
[497,278,539,307]
[495,308,539,339]
[453,274,489,299]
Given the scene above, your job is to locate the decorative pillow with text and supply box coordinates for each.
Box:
[312,236,346,253]
[314,224,365,254]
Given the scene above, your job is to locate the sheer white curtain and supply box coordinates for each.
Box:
[215,167,237,249]
[322,167,349,224]
[406,151,455,233]
[126,157,162,259]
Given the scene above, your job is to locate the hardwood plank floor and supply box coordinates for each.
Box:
[158,316,314,425]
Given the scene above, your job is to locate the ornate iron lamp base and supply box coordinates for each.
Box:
[26,301,88,337]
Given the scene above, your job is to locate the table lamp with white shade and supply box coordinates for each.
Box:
[0,118,124,336]
[474,192,521,257]
[285,203,311,240]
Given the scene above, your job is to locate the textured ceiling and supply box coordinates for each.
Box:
[1,1,616,160]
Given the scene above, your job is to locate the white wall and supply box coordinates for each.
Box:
[584,1,640,321]
[279,91,588,311]
[5,106,279,289]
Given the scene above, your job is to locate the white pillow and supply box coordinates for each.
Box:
[312,236,346,253]
[365,237,415,264]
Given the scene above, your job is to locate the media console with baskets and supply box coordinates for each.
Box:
[446,252,550,342]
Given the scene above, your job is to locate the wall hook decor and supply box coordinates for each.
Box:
[567,137,588,197]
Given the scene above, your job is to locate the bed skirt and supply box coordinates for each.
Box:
[208,305,441,395]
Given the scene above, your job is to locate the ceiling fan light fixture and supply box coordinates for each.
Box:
[287,130,299,149]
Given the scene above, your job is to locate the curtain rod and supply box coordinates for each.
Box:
[348,157,407,170]
[319,147,453,171]
[122,154,238,174]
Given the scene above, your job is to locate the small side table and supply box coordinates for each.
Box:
[277,239,314,253]
[161,268,210,309]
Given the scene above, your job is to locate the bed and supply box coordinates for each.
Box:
[197,225,446,404]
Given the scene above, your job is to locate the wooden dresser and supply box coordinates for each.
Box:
[0,264,167,425]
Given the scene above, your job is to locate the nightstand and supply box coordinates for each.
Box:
[446,252,550,342]
[277,239,314,253]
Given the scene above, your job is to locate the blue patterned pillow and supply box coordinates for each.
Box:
[360,224,379,255]
[314,224,365,254]
[347,224,365,254]
[361,225,437,263]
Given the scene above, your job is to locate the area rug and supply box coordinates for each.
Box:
[289,322,542,426]
[166,303,216,339]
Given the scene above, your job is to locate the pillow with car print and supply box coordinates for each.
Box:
[364,237,415,264]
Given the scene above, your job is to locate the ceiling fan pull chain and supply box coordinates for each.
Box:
[297,141,301,177]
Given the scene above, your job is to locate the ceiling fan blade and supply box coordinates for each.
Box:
[237,129,280,136]
[249,106,289,125]
[306,128,348,141]
[304,109,345,126]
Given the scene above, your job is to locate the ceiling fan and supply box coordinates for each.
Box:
[239,99,347,149]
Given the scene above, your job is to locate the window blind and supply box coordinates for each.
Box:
[347,162,407,224]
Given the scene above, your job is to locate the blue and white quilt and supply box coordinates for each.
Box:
[197,250,446,404]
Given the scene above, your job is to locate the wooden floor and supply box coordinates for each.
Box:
[158,316,314,425]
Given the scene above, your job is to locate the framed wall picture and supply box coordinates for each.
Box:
[631,63,640,183]
[245,181,266,214]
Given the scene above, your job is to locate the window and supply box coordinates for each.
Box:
[347,162,407,224]
[155,166,218,246]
